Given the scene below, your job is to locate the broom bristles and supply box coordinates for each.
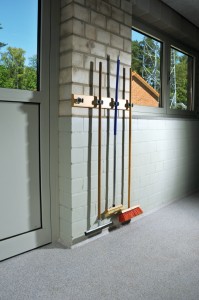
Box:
[118,206,143,222]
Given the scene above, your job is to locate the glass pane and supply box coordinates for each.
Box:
[170,48,193,110]
[132,29,162,107]
[0,0,39,91]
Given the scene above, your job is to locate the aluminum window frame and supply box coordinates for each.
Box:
[132,18,198,118]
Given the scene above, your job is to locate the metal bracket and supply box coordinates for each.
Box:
[75,97,84,104]
[93,98,104,106]
[125,100,134,109]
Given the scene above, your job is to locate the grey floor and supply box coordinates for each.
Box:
[1,193,199,300]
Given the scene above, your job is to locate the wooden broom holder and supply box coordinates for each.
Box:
[72,94,133,110]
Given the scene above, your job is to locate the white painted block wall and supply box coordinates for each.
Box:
[59,116,199,243]
[59,0,199,246]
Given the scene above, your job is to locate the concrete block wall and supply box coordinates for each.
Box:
[58,0,199,246]
[69,117,199,241]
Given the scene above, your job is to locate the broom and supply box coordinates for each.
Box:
[118,68,143,223]
[105,56,124,217]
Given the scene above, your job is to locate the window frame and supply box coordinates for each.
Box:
[132,18,198,118]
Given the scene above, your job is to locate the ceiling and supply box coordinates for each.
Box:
[161,0,199,28]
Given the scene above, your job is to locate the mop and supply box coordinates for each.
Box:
[118,68,143,223]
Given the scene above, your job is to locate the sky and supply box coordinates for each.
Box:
[132,29,144,42]
[0,0,38,65]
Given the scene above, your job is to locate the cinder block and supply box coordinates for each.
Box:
[72,84,84,95]
[59,68,72,84]
[61,0,72,8]
[72,117,84,133]
[60,205,72,221]
[72,178,84,194]
[60,19,73,37]
[72,206,87,223]
[74,3,90,22]
[60,36,73,53]
[60,52,72,68]
[59,117,71,133]
[85,24,96,40]
[72,219,87,238]
[108,0,120,8]
[107,47,120,61]
[74,0,85,4]
[112,6,124,23]
[59,101,72,116]
[96,29,110,45]
[72,192,87,209]
[121,0,133,13]
[107,19,120,34]
[59,184,71,209]
[61,3,73,22]
[100,2,111,16]
[124,13,132,27]
[91,11,106,29]
[72,52,84,67]
[85,0,99,10]
[110,34,124,50]
[72,163,87,179]
[72,36,90,53]
[72,132,89,147]
[73,19,85,36]
[59,84,72,101]
[72,68,89,85]
[120,51,131,66]
[124,39,131,53]
[91,42,106,58]
[120,24,131,38]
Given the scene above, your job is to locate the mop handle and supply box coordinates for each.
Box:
[114,56,120,136]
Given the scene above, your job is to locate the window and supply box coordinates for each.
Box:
[132,29,162,108]
[0,0,39,91]
[132,22,197,117]
[170,48,193,111]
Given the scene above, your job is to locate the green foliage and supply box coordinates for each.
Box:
[131,40,143,75]
[0,46,37,91]
[175,55,188,105]
[0,22,37,91]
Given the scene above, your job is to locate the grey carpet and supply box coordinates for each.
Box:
[1,193,199,300]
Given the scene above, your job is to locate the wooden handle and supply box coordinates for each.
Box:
[128,68,132,208]
[98,62,102,220]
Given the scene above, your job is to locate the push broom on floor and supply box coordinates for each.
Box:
[118,68,143,223]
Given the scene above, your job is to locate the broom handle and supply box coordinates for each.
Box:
[128,68,132,209]
[98,62,102,222]
[113,56,120,207]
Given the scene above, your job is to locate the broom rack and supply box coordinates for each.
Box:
[72,94,133,110]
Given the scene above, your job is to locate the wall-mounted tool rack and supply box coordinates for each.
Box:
[72,94,133,110]
[71,59,137,238]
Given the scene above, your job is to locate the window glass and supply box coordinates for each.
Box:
[132,29,162,107]
[170,48,193,110]
[0,0,39,91]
